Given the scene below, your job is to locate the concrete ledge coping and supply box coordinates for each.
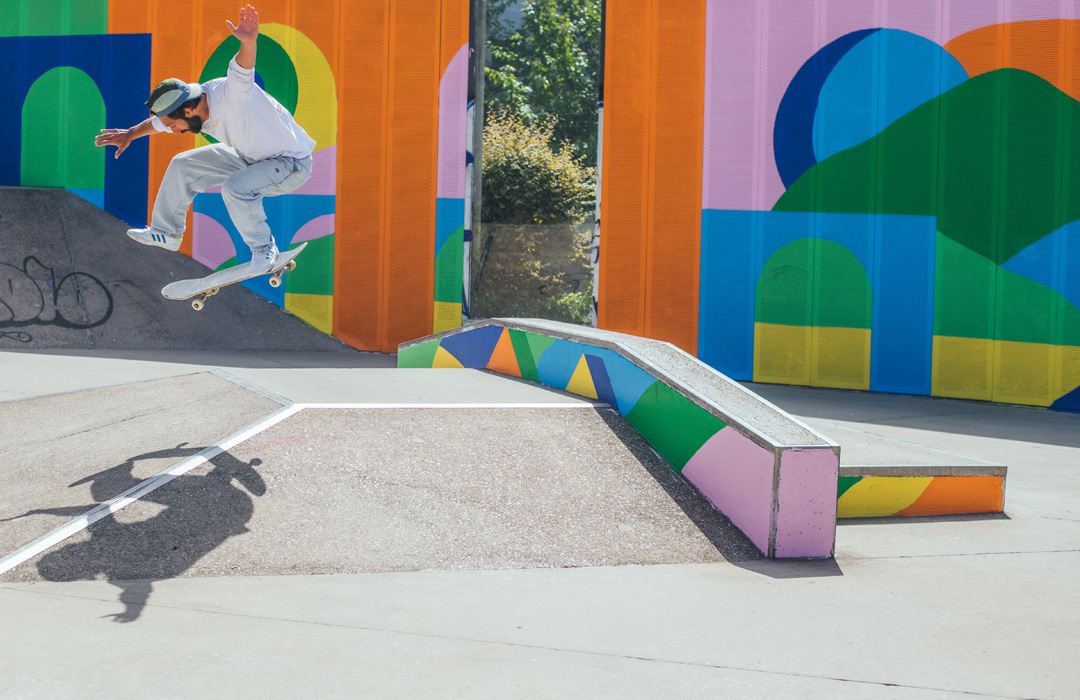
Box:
[402,318,838,452]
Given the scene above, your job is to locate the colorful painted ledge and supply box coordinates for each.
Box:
[399,318,841,559]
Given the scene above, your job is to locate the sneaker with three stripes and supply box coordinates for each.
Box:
[127,226,182,252]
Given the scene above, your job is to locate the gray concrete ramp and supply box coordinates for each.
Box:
[0,187,352,351]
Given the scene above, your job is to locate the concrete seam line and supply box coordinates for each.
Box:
[210,369,294,407]
[0,404,304,577]
[296,402,611,409]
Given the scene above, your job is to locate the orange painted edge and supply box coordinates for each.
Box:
[895,476,1005,517]
[486,327,522,377]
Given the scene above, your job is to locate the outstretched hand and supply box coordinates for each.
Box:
[226,4,259,43]
[95,128,133,159]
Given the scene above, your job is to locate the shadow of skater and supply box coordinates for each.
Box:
[7,444,265,622]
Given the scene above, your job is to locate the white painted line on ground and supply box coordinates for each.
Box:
[0,401,609,576]
[0,404,303,577]
[297,402,610,409]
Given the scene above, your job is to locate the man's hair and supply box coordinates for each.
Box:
[166,97,201,119]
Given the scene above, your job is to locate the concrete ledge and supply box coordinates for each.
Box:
[837,465,1006,518]
[399,319,840,558]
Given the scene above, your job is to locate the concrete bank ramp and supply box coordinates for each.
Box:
[0,187,350,352]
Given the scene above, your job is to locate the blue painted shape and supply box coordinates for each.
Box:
[584,354,617,408]
[536,341,656,415]
[436,198,465,254]
[870,214,936,395]
[699,209,757,380]
[439,324,503,367]
[698,210,938,393]
[773,29,878,188]
[814,29,967,164]
[194,192,335,306]
[67,188,104,209]
[1051,384,1080,412]
[2,34,151,225]
[1004,220,1080,314]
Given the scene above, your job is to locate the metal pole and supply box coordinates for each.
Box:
[467,0,487,317]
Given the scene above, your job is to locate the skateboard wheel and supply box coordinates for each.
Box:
[191,299,205,311]
[285,261,297,272]
[268,274,282,288]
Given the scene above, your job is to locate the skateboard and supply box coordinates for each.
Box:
[162,242,307,311]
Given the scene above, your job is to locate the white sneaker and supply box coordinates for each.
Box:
[249,244,279,275]
[127,226,182,252]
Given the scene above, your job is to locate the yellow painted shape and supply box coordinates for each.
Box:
[932,335,994,401]
[994,339,1056,406]
[754,323,811,385]
[285,293,332,335]
[1061,345,1080,403]
[432,301,462,334]
[837,476,934,518]
[433,345,464,369]
[565,355,598,399]
[259,23,338,151]
[811,326,871,391]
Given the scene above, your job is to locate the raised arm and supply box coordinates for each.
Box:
[226,4,259,69]
[94,118,158,159]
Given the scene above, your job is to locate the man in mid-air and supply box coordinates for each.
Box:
[95,4,314,274]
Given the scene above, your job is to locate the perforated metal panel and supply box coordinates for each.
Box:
[646,0,704,354]
[599,0,651,336]
[383,0,439,350]
[334,0,388,350]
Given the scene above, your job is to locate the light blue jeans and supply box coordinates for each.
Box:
[151,144,313,255]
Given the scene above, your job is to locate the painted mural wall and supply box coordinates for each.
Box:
[602,0,1080,411]
[2,0,468,353]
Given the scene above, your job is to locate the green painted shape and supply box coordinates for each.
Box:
[624,381,727,472]
[775,69,1080,265]
[934,232,996,340]
[756,238,871,328]
[199,35,299,115]
[837,476,862,500]
[434,227,464,304]
[285,235,334,296]
[398,339,441,368]
[935,232,1080,345]
[21,67,104,189]
[525,332,557,365]
[1,0,106,36]
[508,329,540,382]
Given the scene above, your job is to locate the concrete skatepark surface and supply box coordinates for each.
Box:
[1,190,1078,699]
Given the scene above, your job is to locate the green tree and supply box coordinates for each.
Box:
[485,0,601,166]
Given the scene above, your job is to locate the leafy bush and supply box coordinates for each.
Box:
[480,110,594,225]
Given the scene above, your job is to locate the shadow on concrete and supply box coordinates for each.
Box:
[593,409,766,563]
[742,382,1080,450]
[734,558,844,578]
[3,444,265,622]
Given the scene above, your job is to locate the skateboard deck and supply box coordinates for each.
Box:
[162,242,307,310]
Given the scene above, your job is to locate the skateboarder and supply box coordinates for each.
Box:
[94,4,314,274]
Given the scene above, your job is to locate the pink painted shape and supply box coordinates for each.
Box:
[773,448,838,558]
[192,212,238,270]
[437,44,469,200]
[202,146,337,196]
[292,146,337,195]
[703,0,1077,211]
[292,214,335,244]
[681,426,776,556]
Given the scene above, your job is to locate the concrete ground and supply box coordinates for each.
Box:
[0,349,1077,699]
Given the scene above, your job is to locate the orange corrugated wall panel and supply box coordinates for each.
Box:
[335,0,390,351]
[648,0,704,355]
[334,0,443,352]
[600,0,651,337]
[600,0,704,355]
[383,0,440,351]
